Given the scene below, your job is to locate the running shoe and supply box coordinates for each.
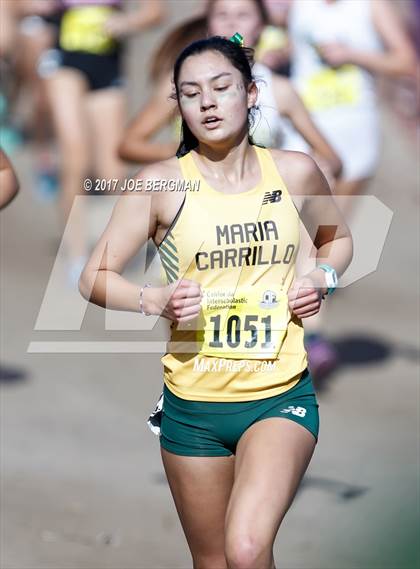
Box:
[0,93,23,154]
[34,166,59,202]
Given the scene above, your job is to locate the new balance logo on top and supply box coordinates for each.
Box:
[262,190,282,205]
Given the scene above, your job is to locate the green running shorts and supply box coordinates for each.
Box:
[159,368,319,457]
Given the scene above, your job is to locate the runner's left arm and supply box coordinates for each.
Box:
[274,150,353,296]
[280,152,353,317]
[295,153,353,289]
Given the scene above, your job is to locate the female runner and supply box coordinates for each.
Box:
[285,0,417,375]
[118,0,341,179]
[80,36,353,569]
[288,0,416,215]
[40,0,165,285]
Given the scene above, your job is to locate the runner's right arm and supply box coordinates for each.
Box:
[79,163,201,321]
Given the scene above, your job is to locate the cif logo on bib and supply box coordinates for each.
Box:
[260,290,279,351]
[260,290,279,309]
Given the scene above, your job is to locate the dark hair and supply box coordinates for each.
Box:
[173,36,256,157]
[206,0,269,26]
[149,16,207,82]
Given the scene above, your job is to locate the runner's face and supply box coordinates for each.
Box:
[208,0,263,48]
[178,51,256,147]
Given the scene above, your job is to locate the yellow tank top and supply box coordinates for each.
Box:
[159,146,307,402]
[59,6,119,55]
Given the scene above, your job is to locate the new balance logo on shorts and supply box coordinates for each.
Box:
[262,190,282,205]
[280,405,307,418]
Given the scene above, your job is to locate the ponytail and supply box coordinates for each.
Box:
[176,119,199,158]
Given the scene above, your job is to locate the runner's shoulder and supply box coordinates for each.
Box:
[117,157,182,214]
[267,148,324,196]
[135,156,182,185]
[132,157,185,222]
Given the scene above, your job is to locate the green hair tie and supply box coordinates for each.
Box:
[229,33,244,47]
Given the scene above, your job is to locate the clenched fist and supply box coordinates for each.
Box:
[145,279,202,323]
[288,272,327,319]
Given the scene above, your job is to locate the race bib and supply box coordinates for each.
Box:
[198,284,289,360]
[59,6,117,55]
[302,65,361,112]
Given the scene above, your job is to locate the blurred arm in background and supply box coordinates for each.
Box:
[318,0,417,79]
[104,0,166,39]
[0,0,18,58]
[0,150,19,209]
[118,15,208,165]
[272,75,343,179]
[118,73,178,164]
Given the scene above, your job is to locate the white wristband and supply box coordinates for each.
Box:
[317,264,338,295]
[139,283,152,315]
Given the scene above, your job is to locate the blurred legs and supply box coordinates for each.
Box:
[45,69,90,262]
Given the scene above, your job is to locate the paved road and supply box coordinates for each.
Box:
[1,4,419,568]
